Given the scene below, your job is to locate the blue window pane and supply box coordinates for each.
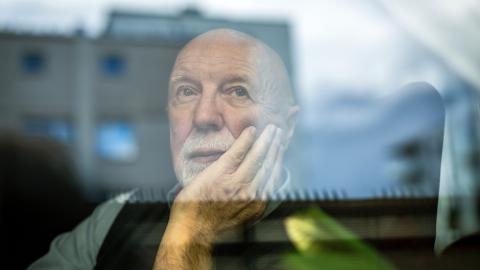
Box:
[24,119,72,143]
[100,54,126,77]
[96,122,138,161]
[21,52,45,74]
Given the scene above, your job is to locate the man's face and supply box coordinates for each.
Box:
[167,38,286,185]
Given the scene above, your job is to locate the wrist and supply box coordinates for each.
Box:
[166,203,217,246]
[155,215,214,270]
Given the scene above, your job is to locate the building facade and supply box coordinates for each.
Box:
[0,9,293,198]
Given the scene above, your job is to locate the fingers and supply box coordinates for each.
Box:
[251,128,283,195]
[251,128,286,199]
[194,124,284,202]
[235,124,277,181]
[217,126,257,172]
[259,144,285,199]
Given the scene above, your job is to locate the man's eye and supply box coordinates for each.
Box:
[172,86,198,104]
[230,87,249,97]
[178,86,196,97]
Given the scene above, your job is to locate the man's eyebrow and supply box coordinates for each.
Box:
[221,74,251,86]
[170,75,199,86]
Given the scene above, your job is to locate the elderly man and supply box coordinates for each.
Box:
[29,28,298,270]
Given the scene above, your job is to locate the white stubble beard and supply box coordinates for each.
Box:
[176,129,236,186]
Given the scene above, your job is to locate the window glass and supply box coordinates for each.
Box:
[100,54,126,77]
[20,51,46,75]
[23,118,72,143]
[96,121,138,162]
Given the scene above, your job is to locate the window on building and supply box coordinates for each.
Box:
[20,51,46,75]
[100,54,126,77]
[96,121,138,162]
[23,118,72,143]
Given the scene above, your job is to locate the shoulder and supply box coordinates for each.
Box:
[27,193,132,270]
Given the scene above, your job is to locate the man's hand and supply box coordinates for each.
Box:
[153,124,286,269]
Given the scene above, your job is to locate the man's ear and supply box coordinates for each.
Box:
[284,105,299,149]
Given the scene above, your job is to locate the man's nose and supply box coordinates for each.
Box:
[193,92,224,131]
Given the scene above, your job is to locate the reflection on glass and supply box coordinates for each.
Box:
[23,118,72,143]
[96,121,138,162]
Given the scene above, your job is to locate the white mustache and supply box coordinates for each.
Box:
[178,130,236,185]
[181,132,235,159]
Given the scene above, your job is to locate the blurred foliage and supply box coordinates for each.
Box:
[282,208,395,270]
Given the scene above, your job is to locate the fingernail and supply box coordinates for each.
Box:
[274,126,282,139]
[248,126,256,135]
[276,127,283,136]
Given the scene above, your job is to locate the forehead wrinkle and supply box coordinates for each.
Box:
[176,37,257,66]
[173,56,258,85]
[175,54,255,68]
[220,74,250,85]
[170,74,200,87]
[172,31,290,104]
